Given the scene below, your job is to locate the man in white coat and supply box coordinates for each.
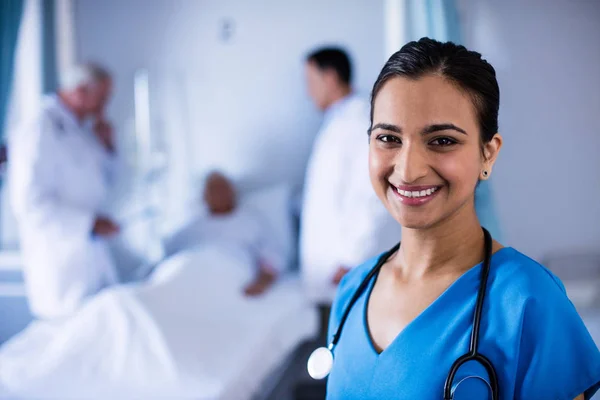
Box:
[8,63,120,319]
[300,48,401,303]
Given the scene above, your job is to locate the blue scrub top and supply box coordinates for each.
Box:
[326,248,600,399]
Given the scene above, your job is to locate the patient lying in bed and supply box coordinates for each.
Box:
[164,172,284,296]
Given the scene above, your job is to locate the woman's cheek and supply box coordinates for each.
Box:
[434,152,480,194]
[369,147,391,194]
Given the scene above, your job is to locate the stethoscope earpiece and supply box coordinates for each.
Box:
[307,345,334,380]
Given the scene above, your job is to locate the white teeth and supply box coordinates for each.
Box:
[395,186,439,198]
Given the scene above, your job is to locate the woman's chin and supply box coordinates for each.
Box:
[399,221,436,230]
[393,212,442,231]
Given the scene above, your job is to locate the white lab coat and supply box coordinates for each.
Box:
[8,95,118,319]
[300,94,401,303]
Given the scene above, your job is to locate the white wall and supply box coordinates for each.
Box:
[460,0,600,260]
[73,0,600,261]
[73,0,385,223]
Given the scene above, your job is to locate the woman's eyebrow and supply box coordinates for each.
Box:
[422,123,467,135]
[369,123,467,135]
[369,123,402,134]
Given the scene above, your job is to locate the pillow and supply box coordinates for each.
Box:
[238,183,296,271]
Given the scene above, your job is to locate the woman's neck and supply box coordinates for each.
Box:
[393,204,486,281]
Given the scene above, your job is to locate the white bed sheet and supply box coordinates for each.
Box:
[0,243,318,399]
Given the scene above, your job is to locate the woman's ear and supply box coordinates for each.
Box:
[480,133,503,180]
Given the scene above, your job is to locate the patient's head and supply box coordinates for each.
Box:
[204,172,236,215]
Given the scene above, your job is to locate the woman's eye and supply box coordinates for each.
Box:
[377,135,401,144]
[430,137,457,147]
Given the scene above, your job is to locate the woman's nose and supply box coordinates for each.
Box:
[393,143,429,184]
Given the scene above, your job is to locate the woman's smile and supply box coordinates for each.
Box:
[388,183,442,206]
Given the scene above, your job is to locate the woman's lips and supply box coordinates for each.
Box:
[390,184,442,206]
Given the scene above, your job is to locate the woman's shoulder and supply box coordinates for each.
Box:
[338,255,381,294]
[492,249,600,399]
[491,247,569,302]
[489,247,597,355]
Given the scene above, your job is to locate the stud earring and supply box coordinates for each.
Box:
[482,170,489,178]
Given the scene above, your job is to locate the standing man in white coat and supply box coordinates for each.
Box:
[300,48,400,303]
[8,63,120,319]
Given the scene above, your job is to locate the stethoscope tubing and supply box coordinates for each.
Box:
[327,227,499,399]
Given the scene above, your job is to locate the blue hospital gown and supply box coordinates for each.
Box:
[327,248,600,399]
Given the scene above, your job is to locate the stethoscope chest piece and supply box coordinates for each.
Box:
[307,346,334,380]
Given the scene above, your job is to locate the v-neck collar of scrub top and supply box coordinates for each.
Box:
[361,247,515,359]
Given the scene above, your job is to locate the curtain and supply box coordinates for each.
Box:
[399,0,504,240]
[1,0,43,246]
[0,0,25,145]
[41,0,58,93]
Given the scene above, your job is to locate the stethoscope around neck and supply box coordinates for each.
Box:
[307,227,499,400]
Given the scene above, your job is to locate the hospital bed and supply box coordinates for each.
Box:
[0,242,318,399]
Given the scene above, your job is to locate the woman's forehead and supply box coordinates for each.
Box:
[373,75,478,130]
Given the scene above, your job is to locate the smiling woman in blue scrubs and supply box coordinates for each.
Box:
[325,38,600,399]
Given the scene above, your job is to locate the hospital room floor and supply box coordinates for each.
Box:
[263,337,327,400]
[260,305,329,400]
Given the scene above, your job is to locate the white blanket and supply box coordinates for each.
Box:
[0,243,318,399]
